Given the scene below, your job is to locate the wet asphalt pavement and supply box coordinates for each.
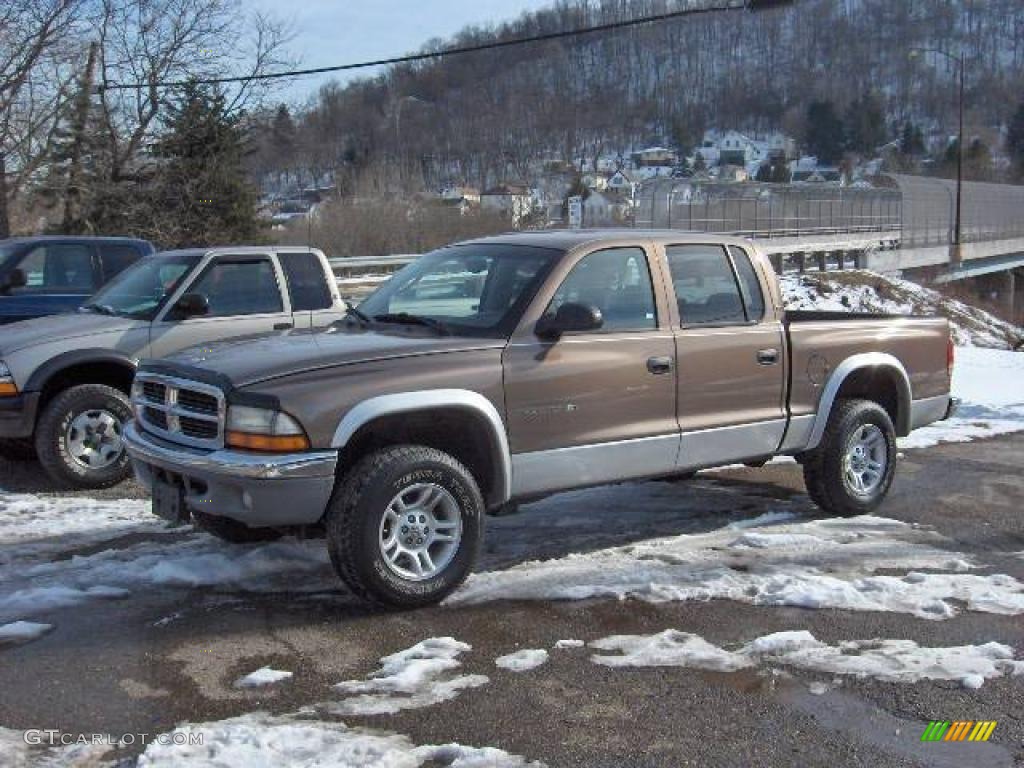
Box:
[0,434,1022,767]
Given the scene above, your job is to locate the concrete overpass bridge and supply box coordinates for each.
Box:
[634,174,1024,320]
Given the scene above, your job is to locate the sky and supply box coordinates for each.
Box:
[243,0,555,104]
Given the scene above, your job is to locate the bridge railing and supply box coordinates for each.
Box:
[633,180,902,237]
[892,174,1024,246]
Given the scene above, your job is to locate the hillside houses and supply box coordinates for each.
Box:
[481,183,534,226]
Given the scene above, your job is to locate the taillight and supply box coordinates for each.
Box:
[947,337,955,380]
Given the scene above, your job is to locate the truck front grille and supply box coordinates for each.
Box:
[132,373,225,449]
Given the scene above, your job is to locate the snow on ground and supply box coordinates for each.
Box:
[327,638,489,716]
[590,629,1024,689]
[133,713,543,768]
[494,649,549,672]
[901,346,1024,448]
[0,726,111,768]
[780,270,1022,349]
[235,667,293,688]
[450,515,1024,620]
[0,620,53,645]
[0,535,332,624]
[554,639,585,649]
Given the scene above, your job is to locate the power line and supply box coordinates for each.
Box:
[98,1,783,92]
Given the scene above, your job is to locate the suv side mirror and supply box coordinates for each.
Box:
[535,302,603,340]
[0,268,27,294]
[173,292,209,319]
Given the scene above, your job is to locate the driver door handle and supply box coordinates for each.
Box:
[757,348,779,365]
[647,356,674,375]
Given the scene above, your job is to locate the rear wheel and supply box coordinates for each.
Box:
[802,398,897,517]
[35,384,132,489]
[325,445,484,607]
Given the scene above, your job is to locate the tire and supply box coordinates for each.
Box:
[35,384,132,489]
[192,510,283,543]
[0,438,36,462]
[325,445,485,608]
[802,398,897,518]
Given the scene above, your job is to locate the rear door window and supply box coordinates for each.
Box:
[280,252,333,311]
[99,244,142,282]
[666,244,746,326]
[729,246,766,322]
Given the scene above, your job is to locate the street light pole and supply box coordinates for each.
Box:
[910,47,965,267]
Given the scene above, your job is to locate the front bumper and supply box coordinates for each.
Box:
[124,421,337,527]
[0,392,39,439]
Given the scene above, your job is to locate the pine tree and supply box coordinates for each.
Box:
[148,83,264,247]
[844,92,886,155]
[804,100,845,165]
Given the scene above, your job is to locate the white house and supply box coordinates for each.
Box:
[481,184,534,226]
[607,169,636,195]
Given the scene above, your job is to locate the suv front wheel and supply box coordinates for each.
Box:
[35,384,133,489]
[325,445,484,607]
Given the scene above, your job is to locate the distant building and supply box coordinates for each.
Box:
[716,164,750,183]
[631,147,678,168]
[581,191,633,225]
[441,185,481,204]
[481,184,534,226]
[607,169,636,195]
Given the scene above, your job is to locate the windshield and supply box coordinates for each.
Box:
[0,242,20,268]
[83,253,200,320]
[357,244,561,337]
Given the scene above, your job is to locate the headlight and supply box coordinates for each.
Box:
[0,361,16,397]
[225,405,310,452]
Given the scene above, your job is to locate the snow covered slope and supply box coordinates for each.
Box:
[780,270,1022,349]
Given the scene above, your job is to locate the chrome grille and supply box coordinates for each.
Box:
[132,373,225,449]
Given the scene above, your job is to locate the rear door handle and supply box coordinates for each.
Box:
[647,356,674,375]
[757,348,779,365]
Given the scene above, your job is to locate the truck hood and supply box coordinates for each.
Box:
[164,326,506,387]
[0,312,146,356]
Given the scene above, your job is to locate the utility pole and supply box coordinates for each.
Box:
[63,41,99,232]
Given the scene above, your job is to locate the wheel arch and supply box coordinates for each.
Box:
[331,390,512,508]
[26,350,137,412]
[805,353,912,450]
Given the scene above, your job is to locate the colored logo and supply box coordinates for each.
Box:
[921,721,997,742]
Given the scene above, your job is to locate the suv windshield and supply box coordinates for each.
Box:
[82,252,200,320]
[357,244,561,338]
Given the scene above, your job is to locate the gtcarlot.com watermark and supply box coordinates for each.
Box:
[24,729,203,747]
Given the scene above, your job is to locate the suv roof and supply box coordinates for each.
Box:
[0,235,151,245]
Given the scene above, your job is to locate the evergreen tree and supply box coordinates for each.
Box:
[844,92,886,154]
[965,138,993,181]
[1008,99,1024,181]
[692,153,708,175]
[804,100,845,165]
[756,156,790,183]
[148,83,264,247]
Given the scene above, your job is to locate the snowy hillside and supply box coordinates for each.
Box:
[780,270,1023,350]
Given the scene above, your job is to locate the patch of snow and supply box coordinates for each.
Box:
[495,649,549,672]
[0,620,53,645]
[328,638,489,716]
[554,639,585,649]
[725,510,800,530]
[0,537,331,623]
[899,347,1024,449]
[235,667,293,688]
[133,713,543,768]
[591,629,1024,689]
[450,515,1024,621]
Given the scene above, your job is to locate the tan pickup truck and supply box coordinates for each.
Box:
[124,231,956,606]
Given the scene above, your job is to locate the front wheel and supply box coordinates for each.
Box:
[35,384,132,489]
[802,398,897,517]
[325,445,484,608]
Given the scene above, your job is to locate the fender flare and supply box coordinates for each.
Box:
[330,389,512,504]
[24,349,138,393]
[804,352,912,451]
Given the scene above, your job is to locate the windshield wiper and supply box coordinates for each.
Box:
[373,312,450,335]
[343,300,371,326]
[81,303,119,316]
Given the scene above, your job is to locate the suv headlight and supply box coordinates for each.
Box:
[225,405,310,452]
[0,361,16,397]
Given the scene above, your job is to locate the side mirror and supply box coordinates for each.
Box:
[1,268,26,294]
[536,302,603,340]
[173,292,209,319]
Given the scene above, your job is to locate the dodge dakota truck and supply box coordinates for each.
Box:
[0,246,344,488]
[123,231,956,607]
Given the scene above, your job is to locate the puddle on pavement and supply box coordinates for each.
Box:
[701,668,1013,768]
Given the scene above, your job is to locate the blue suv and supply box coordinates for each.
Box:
[0,236,155,325]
